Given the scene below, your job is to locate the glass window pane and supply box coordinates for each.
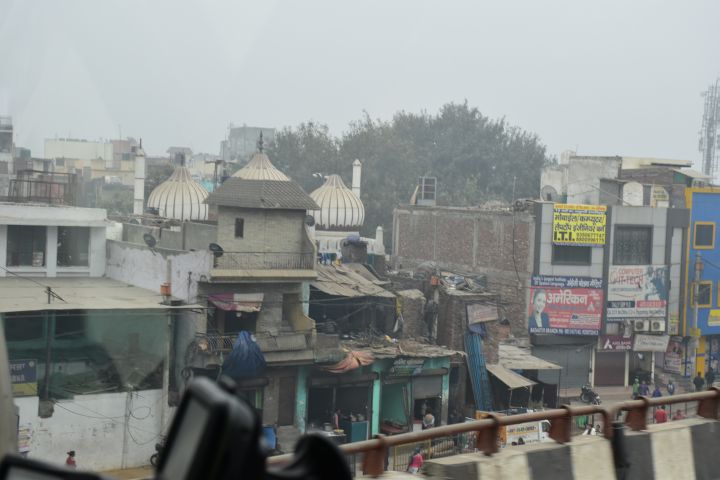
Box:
[7,225,46,266]
[695,224,714,247]
[552,245,592,265]
[57,227,90,267]
[614,227,651,265]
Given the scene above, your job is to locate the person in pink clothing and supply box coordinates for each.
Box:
[407,447,424,474]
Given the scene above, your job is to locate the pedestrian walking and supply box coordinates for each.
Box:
[652,385,662,398]
[632,378,640,399]
[694,372,705,392]
[666,379,676,395]
[65,451,76,469]
[407,447,424,474]
[639,380,650,397]
[706,368,716,388]
[654,405,668,424]
[672,410,685,421]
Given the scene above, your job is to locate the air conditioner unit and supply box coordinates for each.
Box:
[633,320,650,332]
[651,320,666,333]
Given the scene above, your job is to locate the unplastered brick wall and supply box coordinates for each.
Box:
[393,206,533,338]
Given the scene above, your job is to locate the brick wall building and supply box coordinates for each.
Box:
[392,205,534,338]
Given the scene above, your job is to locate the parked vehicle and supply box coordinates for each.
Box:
[475,411,551,447]
[580,384,601,405]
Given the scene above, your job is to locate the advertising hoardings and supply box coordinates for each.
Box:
[552,204,607,247]
[607,265,668,320]
[528,276,603,336]
[664,336,684,374]
[10,359,37,397]
[633,334,670,352]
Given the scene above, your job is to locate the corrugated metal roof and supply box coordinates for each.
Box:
[0,277,196,313]
[207,178,319,210]
[499,344,562,371]
[312,264,395,298]
[486,364,537,390]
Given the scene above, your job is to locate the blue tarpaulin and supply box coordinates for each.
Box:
[221,331,266,379]
[465,332,493,411]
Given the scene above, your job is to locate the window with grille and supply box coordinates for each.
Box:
[613,226,652,265]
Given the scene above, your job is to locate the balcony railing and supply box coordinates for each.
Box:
[214,252,315,270]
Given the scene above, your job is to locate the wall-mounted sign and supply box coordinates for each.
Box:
[552,204,607,247]
[528,276,603,336]
[389,358,425,376]
[633,334,670,352]
[466,303,498,325]
[599,335,632,351]
[664,337,684,374]
[10,359,37,397]
[708,310,720,327]
[607,265,668,320]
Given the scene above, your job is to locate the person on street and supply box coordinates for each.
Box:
[654,405,668,424]
[407,447,424,474]
[332,409,341,430]
[667,379,676,395]
[422,410,435,430]
[632,378,640,399]
[65,451,76,469]
[672,410,686,421]
[652,385,662,398]
[694,372,706,392]
[639,380,650,397]
[706,368,716,388]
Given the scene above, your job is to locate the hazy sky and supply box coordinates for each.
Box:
[1,1,718,165]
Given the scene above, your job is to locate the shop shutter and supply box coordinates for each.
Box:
[413,376,442,398]
[533,345,592,389]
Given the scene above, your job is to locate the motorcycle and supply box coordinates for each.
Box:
[150,436,166,467]
[580,384,601,405]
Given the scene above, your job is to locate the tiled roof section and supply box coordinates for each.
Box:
[207,178,320,210]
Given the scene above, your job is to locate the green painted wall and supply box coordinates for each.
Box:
[380,383,409,424]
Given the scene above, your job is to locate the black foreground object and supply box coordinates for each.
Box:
[0,454,108,480]
[267,434,352,480]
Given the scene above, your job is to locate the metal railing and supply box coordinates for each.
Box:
[267,388,720,476]
[214,252,315,270]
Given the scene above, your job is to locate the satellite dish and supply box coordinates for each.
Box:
[143,233,157,248]
[305,215,316,227]
[540,185,559,202]
[622,181,644,206]
[209,243,224,257]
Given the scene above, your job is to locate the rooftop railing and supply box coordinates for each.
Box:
[214,252,315,270]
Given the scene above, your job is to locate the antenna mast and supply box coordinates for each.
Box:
[700,78,720,181]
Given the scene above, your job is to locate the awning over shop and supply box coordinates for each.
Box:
[486,364,537,390]
[499,344,562,371]
[312,264,395,298]
[208,293,264,312]
[323,350,375,373]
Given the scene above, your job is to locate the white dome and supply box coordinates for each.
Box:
[232,152,289,181]
[147,166,209,221]
[310,174,365,230]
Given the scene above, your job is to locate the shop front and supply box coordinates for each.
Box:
[593,335,631,387]
[306,372,375,443]
[631,334,670,384]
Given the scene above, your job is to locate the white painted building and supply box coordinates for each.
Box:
[0,203,107,277]
[44,138,114,168]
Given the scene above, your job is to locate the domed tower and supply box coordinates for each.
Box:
[232,132,289,181]
[309,175,365,231]
[147,155,209,221]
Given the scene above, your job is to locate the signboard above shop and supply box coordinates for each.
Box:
[607,265,668,320]
[633,334,670,352]
[552,203,607,247]
[528,275,603,336]
[599,335,632,351]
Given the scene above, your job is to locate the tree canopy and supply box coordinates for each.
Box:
[265,102,552,239]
